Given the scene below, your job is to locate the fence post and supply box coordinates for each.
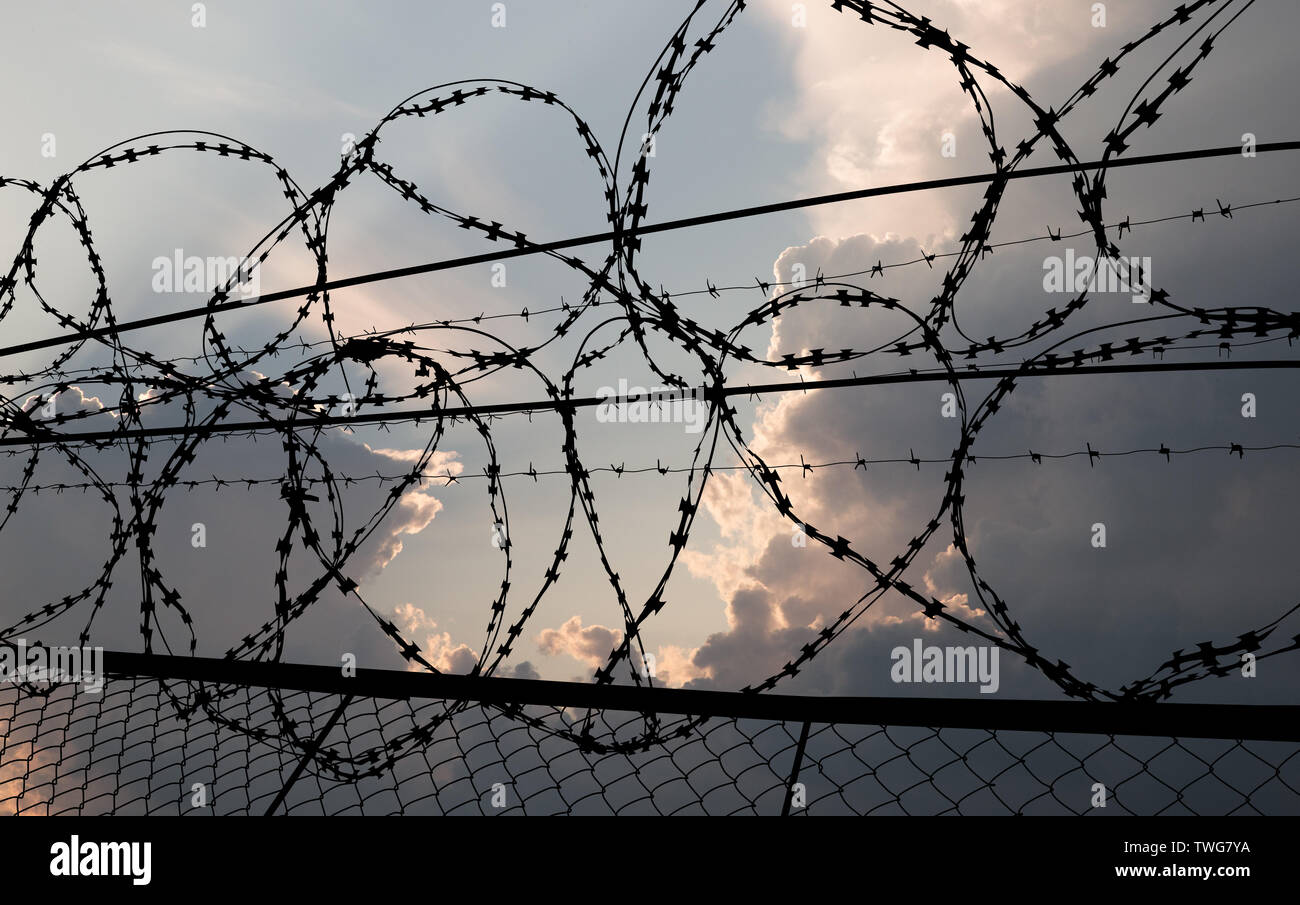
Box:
[781,720,813,816]
[265,693,353,815]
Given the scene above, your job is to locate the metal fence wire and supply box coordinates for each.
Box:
[2,0,1300,820]
[0,652,1296,816]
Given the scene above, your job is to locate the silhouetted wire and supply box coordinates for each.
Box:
[2,0,1298,802]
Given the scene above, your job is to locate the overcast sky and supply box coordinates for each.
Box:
[1,0,1297,712]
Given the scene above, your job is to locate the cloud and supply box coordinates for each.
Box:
[0,738,55,815]
[537,615,621,670]
[0,384,461,668]
[533,616,708,687]
[650,644,709,688]
[366,446,462,474]
[353,489,444,576]
[393,602,476,674]
[674,197,1300,703]
[754,1,1123,242]
[22,384,110,419]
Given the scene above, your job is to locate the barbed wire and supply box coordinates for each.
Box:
[2,188,1293,388]
[2,438,1296,496]
[1,0,1297,777]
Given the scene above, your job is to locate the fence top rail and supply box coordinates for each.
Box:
[49,648,1299,742]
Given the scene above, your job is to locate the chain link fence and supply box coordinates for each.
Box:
[0,651,1296,816]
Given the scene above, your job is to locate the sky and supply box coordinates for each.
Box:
[1,0,1298,718]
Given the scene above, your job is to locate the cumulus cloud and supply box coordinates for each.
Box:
[366,445,463,475]
[534,616,709,687]
[393,602,479,674]
[673,184,1300,703]
[755,0,1117,241]
[537,615,621,670]
[354,489,445,576]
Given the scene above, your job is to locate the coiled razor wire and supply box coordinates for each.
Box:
[1,0,1299,781]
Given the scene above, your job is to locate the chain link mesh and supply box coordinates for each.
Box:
[2,673,1296,815]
